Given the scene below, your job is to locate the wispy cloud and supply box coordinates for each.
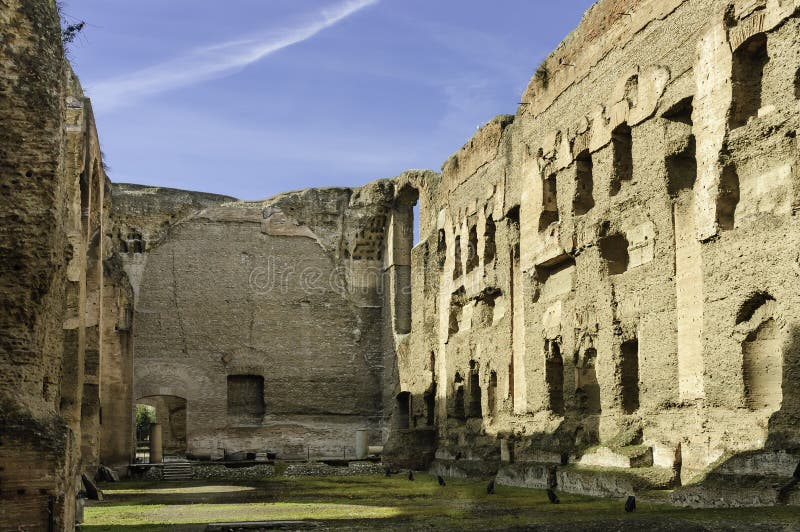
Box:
[89,0,377,111]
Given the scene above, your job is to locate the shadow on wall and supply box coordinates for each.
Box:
[765,325,800,450]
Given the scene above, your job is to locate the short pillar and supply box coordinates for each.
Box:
[355,429,368,459]
[149,423,163,464]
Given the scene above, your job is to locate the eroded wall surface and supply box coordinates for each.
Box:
[386,0,800,495]
[4,0,800,519]
[116,177,430,459]
[0,1,132,528]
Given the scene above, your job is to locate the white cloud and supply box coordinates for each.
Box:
[88,0,378,111]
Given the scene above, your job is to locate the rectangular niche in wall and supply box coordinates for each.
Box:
[424,387,435,426]
[539,173,560,231]
[620,340,640,414]
[730,33,768,129]
[666,137,697,198]
[545,339,565,415]
[611,123,633,196]
[449,372,466,421]
[395,392,411,430]
[437,229,447,269]
[448,287,466,338]
[599,233,629,275]
[575,348,601,415]
[466,224,479,273]
[487,371,498,416]
[227,375,265,424]
[573,150,595,215]
[717,163,740,230]
[453,235,463,279]
[484,216,496,265]
[742,318,783,412]
[467,362,483,419]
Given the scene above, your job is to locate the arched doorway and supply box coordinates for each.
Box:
[135,395,187,459]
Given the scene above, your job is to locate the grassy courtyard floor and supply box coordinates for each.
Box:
[85,473,800,531]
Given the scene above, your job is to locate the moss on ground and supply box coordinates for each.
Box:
[83,474,800,531]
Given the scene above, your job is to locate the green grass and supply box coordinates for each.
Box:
[83,474,800,531]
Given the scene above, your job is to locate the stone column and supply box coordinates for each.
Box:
[355,429,369,459]
[149,423,163,464]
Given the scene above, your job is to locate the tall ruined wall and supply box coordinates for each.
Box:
[117,178,412,459]
[0,1,130,528]
[0,1,73,528]
[388,0,800,497]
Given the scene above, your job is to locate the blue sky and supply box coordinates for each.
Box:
[63,1,595,200]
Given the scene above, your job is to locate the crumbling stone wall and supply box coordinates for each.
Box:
[0,1,132,529]
[116,179,410,459]
[386,0,800,496]
[4,0,800,518]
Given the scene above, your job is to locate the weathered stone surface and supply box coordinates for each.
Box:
[192,463,275,481]
[114,177,429,460]
[385,0,800,503]
[1,2,132,528]
[3,0,800,519]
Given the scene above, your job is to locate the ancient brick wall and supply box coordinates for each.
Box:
[0,1,132,528]
[117,180,404,459]
[386,0,800,492]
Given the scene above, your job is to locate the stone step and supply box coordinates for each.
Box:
[162,461,193,480]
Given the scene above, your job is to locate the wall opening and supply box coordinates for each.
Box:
[448,287,466,338]
[599,233,629,275]
[453,235,462,279]
[662,96,694,125]
[466,224,479,272]
[539,173,559,231]
[545,339,565,415]
[450,372,466,420]
[611,123,633,196]
[467,361,482,418]
[134,404,155,442]
[79,171,90,228]
[484,216,496,264]
[125,230,145,254]
[227,375,265,424]
[575,348,601,414]
[395,392,411,429]
[488,370,498,416]
[437,229,447,268]
[620,339,640,414]
[424,387,435,426]
[730,33,768,129]
[743,318,783,412]
[393,186,419,335]
[573,150,594,215]
[666,137,697,198]
[136,395,187,458]
[717,163,740,230]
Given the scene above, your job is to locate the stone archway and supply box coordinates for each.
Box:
[136,395,188,457]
